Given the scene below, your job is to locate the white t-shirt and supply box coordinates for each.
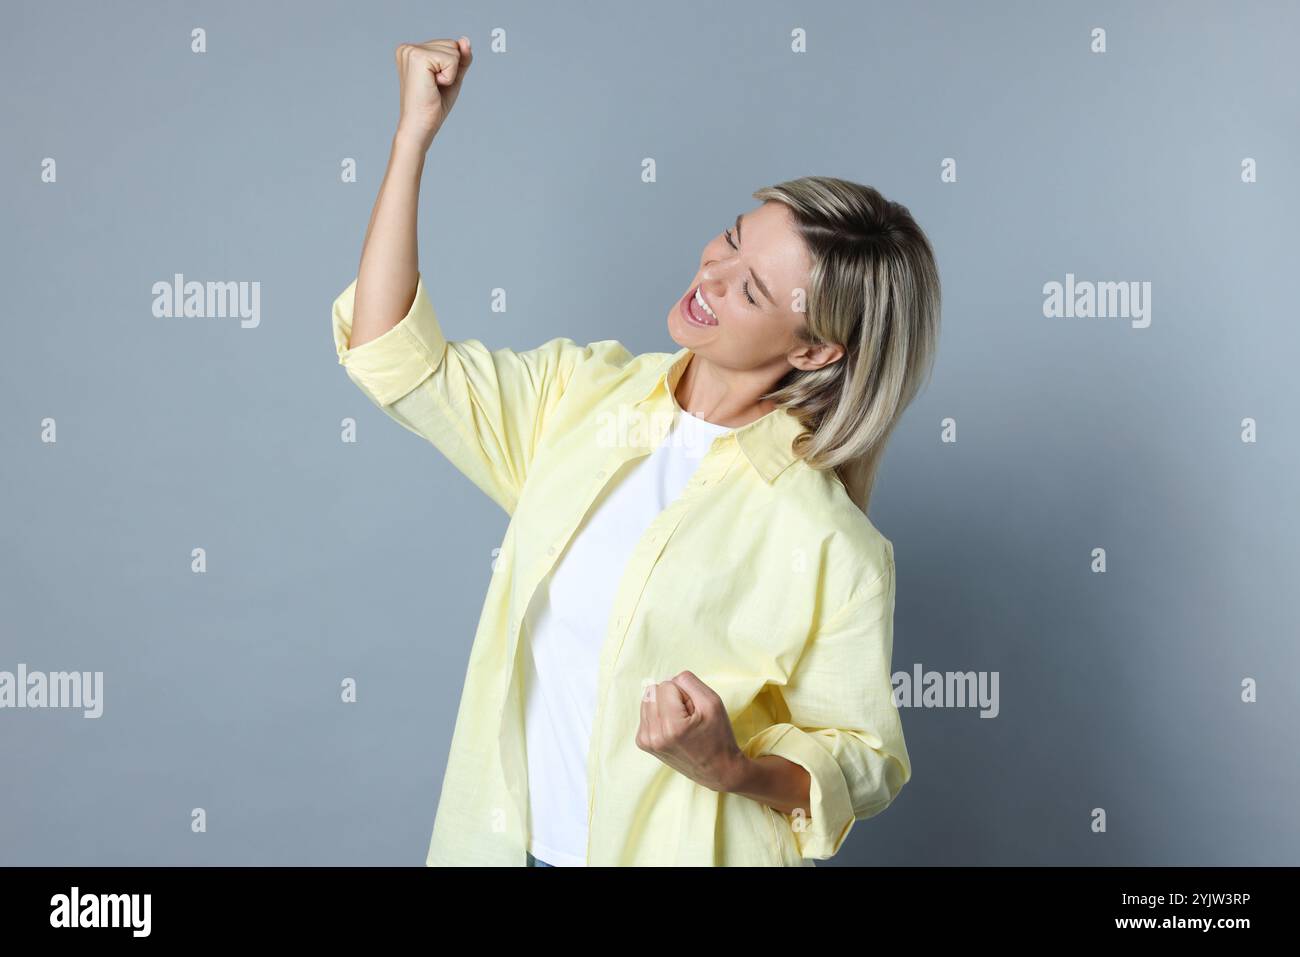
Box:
[521,406,735,866]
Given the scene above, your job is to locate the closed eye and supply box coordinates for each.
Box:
[723,228,758,306]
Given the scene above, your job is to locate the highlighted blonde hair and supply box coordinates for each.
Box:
[755,176,942,514]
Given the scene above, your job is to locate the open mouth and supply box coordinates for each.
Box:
[680,285,719,326]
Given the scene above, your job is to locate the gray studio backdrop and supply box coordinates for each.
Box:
[2,0,1297,865]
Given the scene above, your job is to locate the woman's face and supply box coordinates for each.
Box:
[667,200,818,373]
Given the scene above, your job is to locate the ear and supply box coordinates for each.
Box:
[788,341,845,372]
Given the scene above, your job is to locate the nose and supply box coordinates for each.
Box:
[700,255,732,282]
[699,261,732,294]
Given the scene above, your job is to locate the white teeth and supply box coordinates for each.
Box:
[694,288,718,322]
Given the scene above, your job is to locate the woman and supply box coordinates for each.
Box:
[332,37,941,866]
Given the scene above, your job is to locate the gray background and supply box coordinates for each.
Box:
[2,0,1296,865]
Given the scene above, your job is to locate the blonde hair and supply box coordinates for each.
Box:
[754,176,941,514]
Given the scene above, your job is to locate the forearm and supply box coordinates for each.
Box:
[349,130,430,349]
[726,753,811,818]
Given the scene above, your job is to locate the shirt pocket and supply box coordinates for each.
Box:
[758,800,798,866]
[733,790,786,867]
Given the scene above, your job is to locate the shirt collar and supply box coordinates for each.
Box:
[632,347,807,484]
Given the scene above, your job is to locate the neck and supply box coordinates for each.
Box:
[674,351,783,428]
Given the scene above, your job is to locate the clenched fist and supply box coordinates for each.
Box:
[636,671,747,793]
[394,36,474,151]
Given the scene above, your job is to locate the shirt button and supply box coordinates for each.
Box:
[547,546,556,556]
[597,470,606,479]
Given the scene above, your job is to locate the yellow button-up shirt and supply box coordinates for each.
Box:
[331,273,911,866]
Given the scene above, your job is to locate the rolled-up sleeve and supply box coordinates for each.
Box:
[332,273,621,515]
[332,273,450,407]
[741,555,910,860]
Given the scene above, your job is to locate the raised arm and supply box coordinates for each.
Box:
[332,37,632,515]
[349,38,474,350]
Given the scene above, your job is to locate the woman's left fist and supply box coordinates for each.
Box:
[635,671,746,792]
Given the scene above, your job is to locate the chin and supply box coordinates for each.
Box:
[666,309,687,347]
[667,307,715,349]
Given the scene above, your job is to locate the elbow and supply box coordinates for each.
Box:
[850,748,911,822]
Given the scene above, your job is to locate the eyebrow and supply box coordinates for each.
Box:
[735,213,776,306]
